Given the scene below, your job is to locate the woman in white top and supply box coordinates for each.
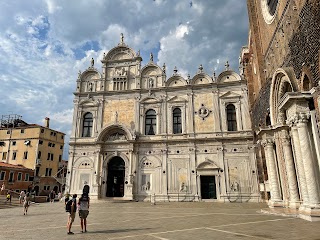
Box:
[23,192,31,215]
[78,193,90,233]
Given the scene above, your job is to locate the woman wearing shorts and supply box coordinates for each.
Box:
[78,193,90,233]
[23,192,31,215]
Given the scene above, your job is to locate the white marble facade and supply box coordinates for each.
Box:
[258,68,320,221]
[66,35,259,202]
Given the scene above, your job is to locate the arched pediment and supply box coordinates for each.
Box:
[96,123,133,142]
[197,159,220,170]
[73,157,94,169]
[141,63,162,77]
[139,156,161,169]
[270,67,298,125]
[166,75,187,87]
[190,73,213,85]
[79,98,99,107]
[79,68,102,81]
[104,45,136,61]
[216,70,241,83]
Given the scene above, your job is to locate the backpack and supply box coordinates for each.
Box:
[65,199,73,212]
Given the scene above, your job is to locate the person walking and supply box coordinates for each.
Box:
[66,194,77,235]
[0,182,5,195]
[78,193,90,233]
[49,190,55,203]
[19,190,25,204]
[23,192,31,215]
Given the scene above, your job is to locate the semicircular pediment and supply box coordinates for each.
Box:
[197,159,220,170]
[97,123,133,142]
[191,73,213,85]
[166,76,187,87]
[216,70,241,83]
[104,46,136,61]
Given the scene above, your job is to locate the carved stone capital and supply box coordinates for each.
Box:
[298,112,310,123]
[261,138,274,148]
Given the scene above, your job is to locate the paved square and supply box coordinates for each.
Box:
[0,200,319,239]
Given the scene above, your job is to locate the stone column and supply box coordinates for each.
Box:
[296,113,320,206]
[261,139,282,204]
[290,122,308,206]
[280,129,300,207]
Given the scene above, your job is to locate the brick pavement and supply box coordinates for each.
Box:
[0,200,319,240]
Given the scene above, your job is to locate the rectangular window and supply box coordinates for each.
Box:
[39,140,43,145]
[59,155,62,162]
[7,130,10,134]
[48,142,52,147]
[17,172,22,181]
[0,171,5,180]
[45,168,52,176]
[23,151,28,159]
[61,135,64,139]
[12,151,17,160]
[47,153,54,161]
[41,128,44,133]
[50,131,53,136]
[53,132,56,136]
[21,129,25,133]
[60,145,63,149]
[24,173,29,181]
[37,151,41,159]
[36,167,40,176]
[44,185,50,191]
[8,172,14,182]
[2,152,7,160]
[52,143,55,147]
[12,141,16,146]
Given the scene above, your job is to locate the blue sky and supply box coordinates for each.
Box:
[0,0,249,159]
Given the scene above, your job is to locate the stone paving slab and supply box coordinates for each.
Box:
[0,201,319,240]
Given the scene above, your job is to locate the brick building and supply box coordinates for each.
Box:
[242,0,320,221]
[0,162,34,195]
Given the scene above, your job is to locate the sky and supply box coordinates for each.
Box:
[0,0,249,159]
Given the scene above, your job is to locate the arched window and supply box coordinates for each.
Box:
[82,113,93,137]
[145,109,156,135]
[302,75,311,91]
[226,104,237,131]
[173,108,182,134]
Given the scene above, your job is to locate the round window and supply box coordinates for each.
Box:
[261,0,279,24]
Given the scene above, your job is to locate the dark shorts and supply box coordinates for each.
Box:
[79,210,89,219]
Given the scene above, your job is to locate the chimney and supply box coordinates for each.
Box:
[44,117,50,128]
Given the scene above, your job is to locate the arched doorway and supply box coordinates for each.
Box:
[106,157,125,197]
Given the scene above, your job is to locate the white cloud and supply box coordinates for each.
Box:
[45,0,61,14]
[0,0,249,158]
